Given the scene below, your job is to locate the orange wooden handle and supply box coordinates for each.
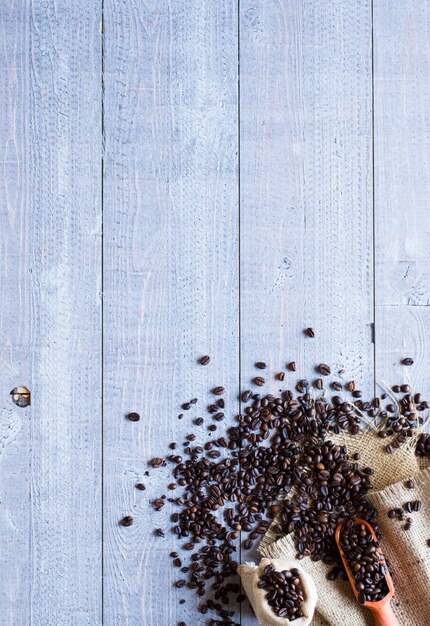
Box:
[370,601,400,626]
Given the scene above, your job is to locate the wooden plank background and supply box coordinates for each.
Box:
[0,0,429,624]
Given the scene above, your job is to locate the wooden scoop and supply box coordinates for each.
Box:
[335,518,399,626]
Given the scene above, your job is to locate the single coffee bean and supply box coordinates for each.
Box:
[254,377,265,387]
[255,362,267,369]
[288,361,297,371]
[318,363,331,376]
[304,327,315,337]
[346,380,356,392]
[154,528,165,537]
[315,378,324,390]
[242,390,252,402]
[119,516,133,527]
[127,412,140,422]
[405,479,415,489]
[135,483,146,491]
[212,386,225,396]
[200,355,210,365]
[277,372,285,381]
[402,357,414,366]
[331,382,342,391]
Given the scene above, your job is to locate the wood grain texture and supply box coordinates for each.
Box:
[0,2,31,623]
[29,2,102,624]
[240,0,373,395]
[103,1,238,624]
[374,1,430,394]
[240,3,373,616]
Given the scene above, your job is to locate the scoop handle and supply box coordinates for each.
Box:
[370,601,399,626]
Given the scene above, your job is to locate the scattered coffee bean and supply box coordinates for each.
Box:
[135,483,146,491]
[288,361,297,371]
[253,376,265,387]
[255,362,267,369]
[331,381,342,391]
[127,412,140,422]
[304,327,315,337]
[405,479,415,489]
[314,378,324,390]
[212,387,225,396]
[154,528,165,537]
[149,457,164,468]
[402,358,414,366]
[277,372,285,381]
[119,516,133,527]
[242,390,252,402]
[346,381,356,392]
[200,355,210,366]
[318,363,331,376]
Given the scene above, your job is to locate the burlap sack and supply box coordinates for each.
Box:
[256,431,430,626]
[238,558,317,626]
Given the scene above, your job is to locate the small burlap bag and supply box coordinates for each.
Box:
[238,558,317,626]
[255,431,430,625]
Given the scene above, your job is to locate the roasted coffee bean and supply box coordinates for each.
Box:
[346,381,356,392]
[314,378,324,390]
[200,355,210,366]
[127,412,140,422]
[255,362,267,370]
[331,382,342,391]
[413,500,422,512]
[304,327,315,337]
[340,521,389,603]
[149,457,164,468]
[405,479,415,489]
[154,528,165,537]
[217,398,225,409]
[242,390,252,402]
[402,358,414,366]
[253,377,265,387]
[190,398,198,404]
[401,384,410,393]
[152,499,165,511]
[258,565,304,619]
[288,361,297,371]
[182,403,191,410]
[120,516,133,527]
[277,372,285,381]
[212,387,225,396]
[317,364,331,376]
[194,418,204,426]
[135,483,146,491]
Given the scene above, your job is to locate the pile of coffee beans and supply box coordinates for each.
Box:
[416,433,430,457]
[339,520,389,604]
[258,563,304,620]
[124,349,429,624]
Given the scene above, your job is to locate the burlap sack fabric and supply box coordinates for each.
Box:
[246,431,430,626]
[238,558,317,626]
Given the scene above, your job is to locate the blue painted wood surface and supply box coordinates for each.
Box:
[0,1,429,624]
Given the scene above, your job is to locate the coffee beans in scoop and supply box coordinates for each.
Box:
[258,564,304,620]
[339,521,389,603]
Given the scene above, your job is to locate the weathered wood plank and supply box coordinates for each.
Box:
[0,3,31,623]
[240,1,373,618]
[374,0,430,394]
[29,2,103,623]
[103,1,238,624]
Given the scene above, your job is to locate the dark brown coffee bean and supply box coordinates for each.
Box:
[127,412,140,422]
[288,361,297,371]
[315,378,324,390]
[200,355,210,365]
[276,372,285,381]
[242,390,252,402]
[154,528,165,537]
[405,479,415,489]
[304,327,315,337]
[331,381,342,391]
[402,358,414,366]
[148,457,164,468]
[120,516,133,527]
[255,362,267,369]
[212,387,225,396]
[135,483,146,491]
[318,363,331,376]
[253,377,265,387]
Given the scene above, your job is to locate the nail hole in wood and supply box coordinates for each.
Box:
[10,386,31,407]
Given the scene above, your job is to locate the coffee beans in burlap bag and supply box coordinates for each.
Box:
[238,558,317,626]
[257,431,430,626]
